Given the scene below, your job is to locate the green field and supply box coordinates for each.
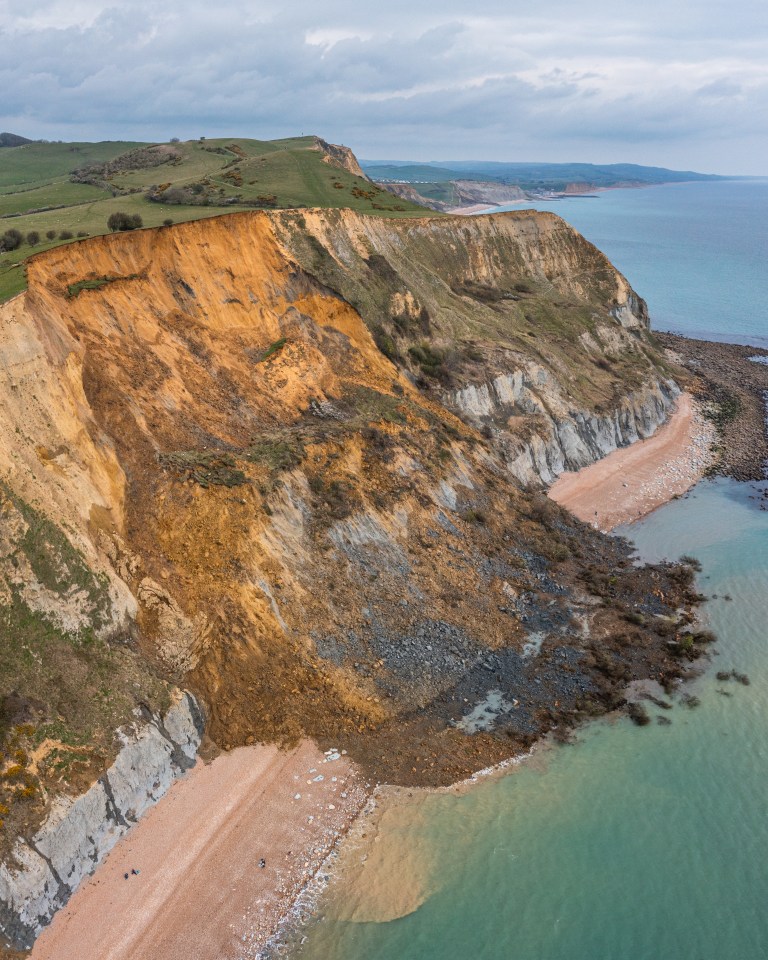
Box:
[0,140,144,190]
[0,135,432,302]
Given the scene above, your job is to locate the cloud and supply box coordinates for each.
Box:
[0,0,766,172]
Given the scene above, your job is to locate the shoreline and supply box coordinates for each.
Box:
[29,741,369,960]
[26,349,763,959]
[446,179,731,218]
[549,392,715,531]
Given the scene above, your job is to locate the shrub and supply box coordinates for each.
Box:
[0,228,23,251]
[256,338,287,362]
[26,231,40,247]
[159,451,247,488]
[107,212,143,232]
[163,218,174,227]
[45,230,56,240]
[59,230,74,240]
[372,324,399,362]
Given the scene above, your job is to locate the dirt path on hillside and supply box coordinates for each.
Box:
[31,741,367,960]
[549,392,714,532]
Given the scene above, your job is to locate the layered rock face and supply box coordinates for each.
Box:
[450,368,679,485]
[270,208,673,485]
[381,180,526,211]
[0,693,203,948]
[0,208,697,950]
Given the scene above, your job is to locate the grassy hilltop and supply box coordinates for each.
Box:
[0,135,429,302]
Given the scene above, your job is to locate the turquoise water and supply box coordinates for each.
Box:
[293,479,768,960]
[288,182,768,960]
[493,180,768,348]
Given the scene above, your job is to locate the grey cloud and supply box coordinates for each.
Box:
[1,1,767,172]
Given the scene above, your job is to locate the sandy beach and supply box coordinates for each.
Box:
[446,203,497,215]
[30,741,367,960]
[549,392,714,531]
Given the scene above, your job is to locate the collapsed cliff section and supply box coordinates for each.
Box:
[0,208,704,800]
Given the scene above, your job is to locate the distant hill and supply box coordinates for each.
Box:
[0,135,430,302]
[362,159,729,190]
[0,132,33,148]
[361,163,496,183]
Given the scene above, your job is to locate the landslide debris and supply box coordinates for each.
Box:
[0,208,707,846]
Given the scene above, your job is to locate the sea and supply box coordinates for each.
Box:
[288,180,768,960]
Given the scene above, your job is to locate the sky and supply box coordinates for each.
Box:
[0,0,766,174]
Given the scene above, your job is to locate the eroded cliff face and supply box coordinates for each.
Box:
[449,368,679,485]
[0,209,701,949]
[381,180,526,211]
[314,138,369,179]
[269,208,672,483]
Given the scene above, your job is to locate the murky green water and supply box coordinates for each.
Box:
[291,479,768,960]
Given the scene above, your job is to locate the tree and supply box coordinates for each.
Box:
[107,212,143,232]
[45,229,56,241]
[26,231,40,247]
[0,228,23,252]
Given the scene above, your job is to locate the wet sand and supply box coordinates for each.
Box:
[549,392,714,531]
[31,741,367,960]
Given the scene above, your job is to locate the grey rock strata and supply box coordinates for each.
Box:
[450,369,680,486]
[0,691,204,950]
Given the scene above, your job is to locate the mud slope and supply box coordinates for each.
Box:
[0,209,703,834]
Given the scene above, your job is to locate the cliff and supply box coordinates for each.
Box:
[0,692,203,948]
[382,180,526,211]
[314,138,369,179]
[0,208,700,949]
[269,207,675,477]
[451,180,526,206]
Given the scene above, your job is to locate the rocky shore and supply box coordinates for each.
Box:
[657,332,768,481]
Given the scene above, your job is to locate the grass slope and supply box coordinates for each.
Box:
[0,140,143,190]
[0,136,431,303]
